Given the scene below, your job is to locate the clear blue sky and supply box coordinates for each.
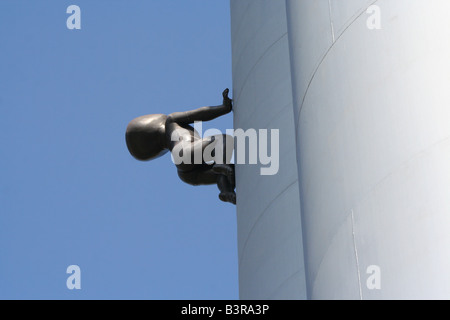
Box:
[0,0,237,299]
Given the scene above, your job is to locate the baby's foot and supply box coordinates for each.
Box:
[219,191,236,205]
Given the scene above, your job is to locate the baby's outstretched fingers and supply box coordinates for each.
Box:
[222,88,229,98]
[222,88,232,111]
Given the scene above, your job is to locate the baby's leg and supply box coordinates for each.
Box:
[212,163,235,189]
[177,164,217,186]
[177,165,236,205]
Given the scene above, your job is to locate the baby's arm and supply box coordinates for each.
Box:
[167,89,232,124]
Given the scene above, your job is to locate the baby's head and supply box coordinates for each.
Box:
[126,114,168,161]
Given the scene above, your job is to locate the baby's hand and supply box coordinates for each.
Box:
[222,88,232,111]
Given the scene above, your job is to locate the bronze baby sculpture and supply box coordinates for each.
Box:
[126,89,236,204]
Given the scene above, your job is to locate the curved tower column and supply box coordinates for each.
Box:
[230,0,306,299]
[286,0,450,299]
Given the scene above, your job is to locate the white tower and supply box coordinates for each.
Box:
[286,0,450,299]
[232,0,450,299]
[230,0,307,299]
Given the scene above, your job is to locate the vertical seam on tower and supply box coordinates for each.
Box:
[351,209,363,300]
[328,0,336,43]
